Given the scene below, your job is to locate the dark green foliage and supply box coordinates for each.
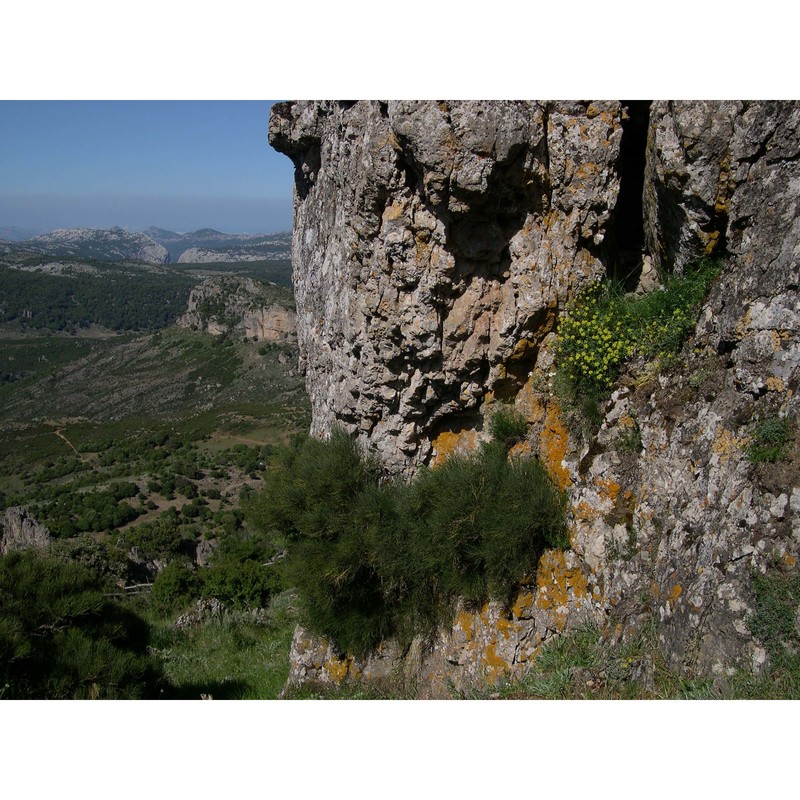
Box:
[248,430,567,656]
[0,550,161,699]
[199,533,281,609]
[746,416,795,464]
[149,561,200,616]
[487,404,528,447]
[0,262,195,332]
[42,482,142,538]
[49,534,130,585]
[121,513,189,560]
[168,258,293,287]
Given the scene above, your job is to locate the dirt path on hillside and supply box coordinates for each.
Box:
[54,428,80,457]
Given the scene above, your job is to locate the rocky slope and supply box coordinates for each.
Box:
[23,227,169,264]
[177,275,297,343]
[270,100,800,696]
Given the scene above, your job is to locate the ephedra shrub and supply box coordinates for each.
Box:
[247,428,567,655]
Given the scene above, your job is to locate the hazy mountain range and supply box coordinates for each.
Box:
[0,226,292,264]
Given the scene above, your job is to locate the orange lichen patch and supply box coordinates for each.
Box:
[535,550,589,612]
[766,376,785,392]
[455,609,475,642]
[783,553,797,568]
[703,230,721,254]
[324,655,351,684]
[618,413,636,429]
[572,499,601,525]
[669,584,682,604]
[495,616,514,640]
[711,428,749,464]
[431,428,480,468]
[514,372,547,425]
[650,581,660,599]
[414,237,432,263]
[573,162,600,181]
[539,402,572,489]
[483,643,511,684]
[512,591,536,618]
[714,154,733,216]
[594,477,621,509]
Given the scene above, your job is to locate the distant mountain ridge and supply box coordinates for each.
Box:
[143,227,292,262]
[0,226,292,264]
[15,227,170,264]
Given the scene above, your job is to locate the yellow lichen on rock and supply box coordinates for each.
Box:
[512,591,536,618]
[455,609,475,642]
[711,428,749,464]
[483,643,510,684]
[539,402,572,489]
[324,654,351,684]
[535,550,589,614]
[430,428,480,467]
[766,376,785,392]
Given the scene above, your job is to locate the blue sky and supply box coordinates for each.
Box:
[0,101,294,234]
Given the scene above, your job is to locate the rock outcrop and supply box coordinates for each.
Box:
[0,507,51,556]
[270,100,624,474]
[270,100,800,696]
[177,276,297,343]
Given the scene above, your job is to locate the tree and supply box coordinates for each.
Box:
[0,550,161,699]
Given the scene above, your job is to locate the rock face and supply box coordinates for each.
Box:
[26,227,169,264]
[270,100,800,695]
[270,100,623,474]
[177,276,297,343]
[0,507,51,556]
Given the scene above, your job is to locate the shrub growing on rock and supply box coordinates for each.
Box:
[247,429,567,655]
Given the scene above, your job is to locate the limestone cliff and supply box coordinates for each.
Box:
[269,101,800,696]
[177,276,297,344]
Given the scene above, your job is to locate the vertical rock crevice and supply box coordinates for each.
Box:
[603,100,652,288]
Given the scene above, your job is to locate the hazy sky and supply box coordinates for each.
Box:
[0,101,294,234]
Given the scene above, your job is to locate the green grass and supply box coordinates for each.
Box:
[147,591,297,699]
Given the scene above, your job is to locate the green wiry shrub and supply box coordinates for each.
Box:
[556,258,722,403]
[247,429,567,655]
[0,550,161,699]
[487,404,529,447]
